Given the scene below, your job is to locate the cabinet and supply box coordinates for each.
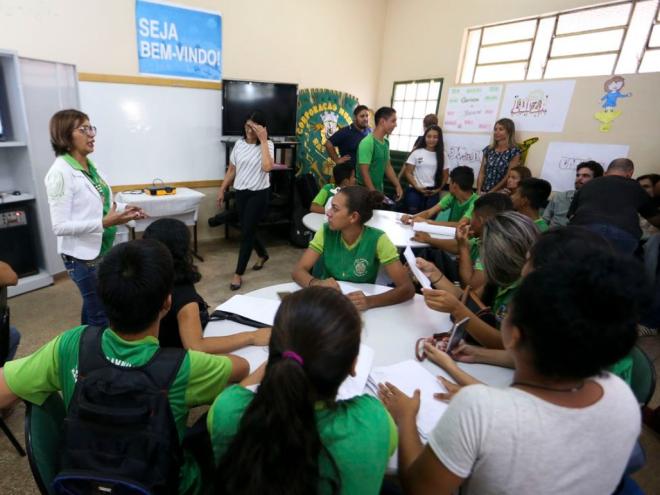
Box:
[0,50,78,296]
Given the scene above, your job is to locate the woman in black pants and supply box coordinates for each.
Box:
[217,111,274,290]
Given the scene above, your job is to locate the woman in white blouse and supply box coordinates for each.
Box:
[44,109,143,326]
[217,111,274,290]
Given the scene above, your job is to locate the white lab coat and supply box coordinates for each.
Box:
[44,156,124,260]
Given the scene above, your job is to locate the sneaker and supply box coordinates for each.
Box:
[637,324,659,337]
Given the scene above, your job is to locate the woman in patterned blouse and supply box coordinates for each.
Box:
[477,118,521,194]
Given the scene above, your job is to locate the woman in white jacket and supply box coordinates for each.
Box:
[45,109,143,327]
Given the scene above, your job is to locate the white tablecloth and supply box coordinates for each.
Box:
[302,209,454,248]
[115,187,205,231]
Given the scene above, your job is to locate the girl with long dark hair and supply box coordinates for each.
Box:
[208,287,396,494]
[403,124,447,213]
[143,218,270,352]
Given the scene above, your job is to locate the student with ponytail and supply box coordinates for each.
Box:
[292,185,414,310]
[208,287,397,494]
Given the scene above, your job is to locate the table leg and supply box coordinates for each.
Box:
[193,223,204,262]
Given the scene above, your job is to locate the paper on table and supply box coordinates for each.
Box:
[216,295,281,326]
[403,245,431,289]
[338,281,392,296]
[367,360,448,440]
[412,222,456,238]
[336,344,375,401]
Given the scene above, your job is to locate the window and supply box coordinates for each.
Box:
[389,79,443,152]
[459,0,660,83]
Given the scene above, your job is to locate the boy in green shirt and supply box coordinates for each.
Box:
[356,107,403,201]
[310,163,356,214]
[511,177,552,232]
[0,240,249,495]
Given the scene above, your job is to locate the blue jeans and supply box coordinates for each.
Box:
[63,256,108,327]
[6,326,20,361]
[403,187,440,214]
[584,223,639,256]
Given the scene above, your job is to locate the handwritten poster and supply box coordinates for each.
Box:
[541,141,629,191]
[499,80,575,132]
[443,133,492,179]
[443,85,502,132]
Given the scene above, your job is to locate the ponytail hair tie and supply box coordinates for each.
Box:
[282,351,304,366]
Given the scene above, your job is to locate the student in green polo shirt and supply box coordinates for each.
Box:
[356,107,404,201]
[0,240,249,495]
[293,186,414,311]
[309,162,356,213]
[209,287,397,495]
[511,177,552,232]
[422,212,539,349]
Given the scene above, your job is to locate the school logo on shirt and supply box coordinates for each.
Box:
[296,89,359,182]
[354,258,369,277]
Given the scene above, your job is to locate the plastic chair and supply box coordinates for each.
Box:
[0,304,26,456]
[629,345,657,408]
[24,393,66,495]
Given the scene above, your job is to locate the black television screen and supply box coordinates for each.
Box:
[222,80,298,137]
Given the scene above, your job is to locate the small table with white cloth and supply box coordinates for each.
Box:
[302,209,454,248]
[115,187,205,260]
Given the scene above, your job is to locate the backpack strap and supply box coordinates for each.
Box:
[141,347,186,391]
[77,325,110,376]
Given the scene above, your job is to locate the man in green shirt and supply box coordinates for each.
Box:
[356,106,403,201]
[511,177,552,232]
[0,240,249,494]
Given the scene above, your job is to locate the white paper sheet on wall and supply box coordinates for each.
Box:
[443,85,503,132]
[541,141,630,191]
[443,132,492,177]
[499,80,575,132]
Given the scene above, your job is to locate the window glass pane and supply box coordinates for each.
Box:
[426,100,437,114]
[649,23,660,47]
[528,16,556,79]
[545,53,616,78]
[551,29,624,57]
[428,80,442,99]
[400,118,413,136]
[416,82,430,100]
[413,100,427,118]
[412,118,423,135]
[403,101,415,118]
[639,48,660,72]
[478,41,532,64]
[616,0,656,73]
[405,83,417,100]
[482,20,536,44]
[474,62,527,82]
[394,84,406,100]
[556,3,631,34]
[406,135,417,151]
[461,29,481,83]
[392,101,404,115]
[389,134,401,151]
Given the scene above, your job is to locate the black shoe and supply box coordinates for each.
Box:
[208,211,228,227]
[252,255,269,271]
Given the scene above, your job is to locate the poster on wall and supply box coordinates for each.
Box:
[443,133,491,177]
[443,85,502,132]
[541,141,629,191]
[499,80,575,132]
[296,89,360,182]
[136,0,222,81]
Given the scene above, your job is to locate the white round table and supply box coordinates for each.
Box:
[302,210,454,248]
[203,281,513,387]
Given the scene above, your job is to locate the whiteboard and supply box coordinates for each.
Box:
[79,81,223,185]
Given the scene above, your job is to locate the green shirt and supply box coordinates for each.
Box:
[437,192,479,222]
[356,134,389,192]
[468,237,484,271]
[492,280,521,329]
[62,153,116,255]
[608,355,633,385]
[310,224,399,283]
[312,183,339,207]
[4,326,234,495]
[207,385,397,495]
[534,217,550,232]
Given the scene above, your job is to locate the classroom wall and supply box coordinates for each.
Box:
[376,0,660,178]
[0,0,386,106]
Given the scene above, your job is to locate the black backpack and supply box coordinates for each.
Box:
[53,326,186,495]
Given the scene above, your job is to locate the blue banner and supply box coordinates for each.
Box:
[136,0,222,81]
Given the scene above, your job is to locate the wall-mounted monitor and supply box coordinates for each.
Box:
[222,79,298,137]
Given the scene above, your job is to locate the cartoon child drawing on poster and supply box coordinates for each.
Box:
[594,76,632,132]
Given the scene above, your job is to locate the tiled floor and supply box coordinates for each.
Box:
[0,235,658,493]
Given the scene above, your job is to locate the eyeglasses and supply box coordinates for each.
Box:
[75,125,97,136]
